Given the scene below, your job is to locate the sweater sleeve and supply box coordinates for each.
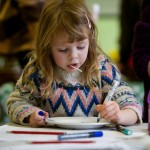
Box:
[98,55,143,123]
[6,70,42,125]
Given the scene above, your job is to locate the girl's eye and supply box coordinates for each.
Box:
[77,46,85,50]
[58,49,68,53]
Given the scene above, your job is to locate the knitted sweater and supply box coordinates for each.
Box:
[6,55,142,125]
[132,0,150,122]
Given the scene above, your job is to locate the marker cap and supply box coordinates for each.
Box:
[38,111,44,116]
[123,129,132,135]
[93,131,103,137]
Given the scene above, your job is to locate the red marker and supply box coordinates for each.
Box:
[7,130,65,135]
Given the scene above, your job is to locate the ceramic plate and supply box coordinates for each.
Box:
[45,117,110,129]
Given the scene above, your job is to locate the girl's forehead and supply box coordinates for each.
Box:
[53,32,87,45]
[53,31,72,45]
[52,27,88,46]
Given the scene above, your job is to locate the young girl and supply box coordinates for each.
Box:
[6,0,142,127]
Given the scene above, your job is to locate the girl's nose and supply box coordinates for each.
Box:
[69,50,78,60]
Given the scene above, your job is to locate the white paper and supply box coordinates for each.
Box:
[0,123,148,150]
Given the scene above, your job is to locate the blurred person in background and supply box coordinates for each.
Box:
[132,0,150,122]
[0,0,44,124]
[0,0,44,69]
[92,3,101,23]
[118,0,142,81]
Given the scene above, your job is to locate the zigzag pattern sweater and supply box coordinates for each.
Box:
[6,55,142,125]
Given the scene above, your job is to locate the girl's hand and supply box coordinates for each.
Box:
[96,101,121,124]
[29,110,49,127]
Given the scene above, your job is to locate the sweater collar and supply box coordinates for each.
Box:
[54,66,82,85]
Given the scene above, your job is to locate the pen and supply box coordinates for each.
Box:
[103,79,120,104]
[116,124,132,135]
[30,140,94,144]
[97,79,120,123]
[7,130,65,135]
[58,131,103,141]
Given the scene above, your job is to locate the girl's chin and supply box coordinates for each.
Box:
[58,65,81,73]
[67,68,77,72]
[66,68,79,73]
[59,67,76,72]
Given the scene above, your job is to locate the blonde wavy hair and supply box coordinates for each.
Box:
[22,0,104,97]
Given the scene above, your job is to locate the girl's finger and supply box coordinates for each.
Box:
[96,104,102,111]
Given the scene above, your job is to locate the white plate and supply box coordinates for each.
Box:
[45,117,110,129]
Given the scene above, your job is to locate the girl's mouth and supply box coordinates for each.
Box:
[67,64,82,72]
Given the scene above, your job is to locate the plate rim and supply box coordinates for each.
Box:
[45,117,110,129]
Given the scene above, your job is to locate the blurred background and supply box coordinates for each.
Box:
[0,0,144,125]
[87,0,144,108]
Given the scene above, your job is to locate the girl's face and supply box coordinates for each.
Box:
[51,33,89,73]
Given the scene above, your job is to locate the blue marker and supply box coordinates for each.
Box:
[58,131,103,140]
[38,111,44,116]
